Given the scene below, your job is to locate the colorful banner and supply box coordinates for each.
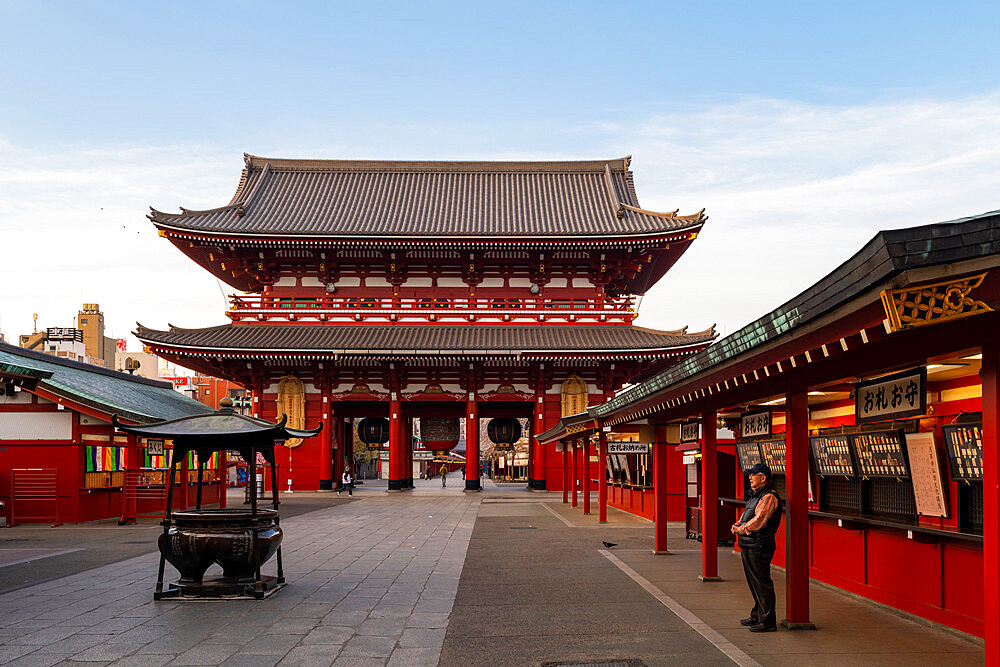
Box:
[85,445,124,472]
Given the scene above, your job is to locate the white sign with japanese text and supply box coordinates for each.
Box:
[855,369,926,423]
[740,409,772,439]
[680,422,700,443]
[608,442,650,455]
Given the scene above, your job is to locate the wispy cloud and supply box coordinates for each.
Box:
[1,92,999,353]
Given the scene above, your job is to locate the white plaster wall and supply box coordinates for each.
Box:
[301,277,323,287]
[508,277,532,287]
[274,276,297,287]
[401,277,433,287]
[1,390,32,404]
[80,414,111,426]
[335,276,362,287]
[437,277,466,287]
[547,278,568,287]
[0,411,73,440]
[365,277,392,287]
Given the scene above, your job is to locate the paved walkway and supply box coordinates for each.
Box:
[0,485,985,666]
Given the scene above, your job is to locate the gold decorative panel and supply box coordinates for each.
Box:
[561,374,588,417]
[881,273,993,332]
[277,376,305,448]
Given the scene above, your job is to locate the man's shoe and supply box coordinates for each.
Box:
[739,618,758,626]
[748,623,777,632]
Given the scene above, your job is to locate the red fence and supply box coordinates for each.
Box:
[120,468,170,523]
[10,468,61,527]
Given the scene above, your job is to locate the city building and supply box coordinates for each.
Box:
[18,304,119,368]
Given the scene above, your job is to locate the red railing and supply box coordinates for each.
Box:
[227,294,636,324]
[120,468,170,523]
[10,468,61,527]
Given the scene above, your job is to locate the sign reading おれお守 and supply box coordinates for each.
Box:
[855,368,926,424]
[740,409,771,439]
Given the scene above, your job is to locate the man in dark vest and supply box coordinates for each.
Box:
[731,462,782,632]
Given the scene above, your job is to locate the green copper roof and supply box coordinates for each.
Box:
[592,208,1000,420]
[0,342,212,423]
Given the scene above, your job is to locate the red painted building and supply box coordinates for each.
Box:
[548,211,1000,659]
[0,341,216,524]
[137,155,715,493]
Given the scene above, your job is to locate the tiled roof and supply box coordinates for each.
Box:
[135,323,717,355]
[148,154,706,238]
[0,342,213,424]
[592,209,1000,418]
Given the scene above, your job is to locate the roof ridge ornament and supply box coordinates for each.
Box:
[603,164,625,219]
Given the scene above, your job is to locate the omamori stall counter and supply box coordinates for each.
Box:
[113,398,321,599]
[586,209,1000,660]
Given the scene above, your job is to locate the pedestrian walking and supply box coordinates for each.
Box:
[338,467,354,496]
[731,462,782,632]
[461,465,466,480]
[439,463,448,487]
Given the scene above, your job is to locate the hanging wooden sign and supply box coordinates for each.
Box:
[608,442,650,455]
[680,421,700,443]
[740,408,772,439]
[855,368,926,424]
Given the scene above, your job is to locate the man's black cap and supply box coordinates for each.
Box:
[745,462,773,477]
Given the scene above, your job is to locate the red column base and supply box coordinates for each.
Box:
[781,620,817,630]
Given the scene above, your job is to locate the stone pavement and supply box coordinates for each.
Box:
[0,482,986,666]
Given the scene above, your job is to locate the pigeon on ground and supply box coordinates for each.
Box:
[602,541,617,548]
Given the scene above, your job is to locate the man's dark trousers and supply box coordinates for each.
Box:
[741,546,776,627]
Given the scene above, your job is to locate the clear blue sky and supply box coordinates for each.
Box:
[3,1,998,149]
[2,1,1000,350]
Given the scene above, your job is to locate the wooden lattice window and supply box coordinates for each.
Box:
[277,376,305,448]
[561,375,588,417]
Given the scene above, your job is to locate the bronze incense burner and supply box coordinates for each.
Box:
[113,399,321,599]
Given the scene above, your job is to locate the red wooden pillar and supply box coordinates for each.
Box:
[218,450,227,509]
[982,341,999,664]
[319,390,334,490]
[562,444,569,503]
[388,400,403,491]
[332,410,343,492]
[402,415,412,489]
[343,417,354,483]
[583,435,591,514]
[700,411,720,580]
[179,448,189,510]
[532,387,547,490]
[466,400,481,491]
[782,390,815,629]
[653,425,669,554]
[571,439,579,508]
[598,426,608,523]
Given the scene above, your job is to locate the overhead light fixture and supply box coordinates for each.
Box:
[926,363,964,373]
[760,397,785,406]
[962,353,983,360]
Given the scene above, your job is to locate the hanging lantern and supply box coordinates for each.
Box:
[357,417,390,445]
[487,417,522,445]
[420,417,460,454]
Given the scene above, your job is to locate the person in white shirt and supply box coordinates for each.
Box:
[338,468,353,496]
